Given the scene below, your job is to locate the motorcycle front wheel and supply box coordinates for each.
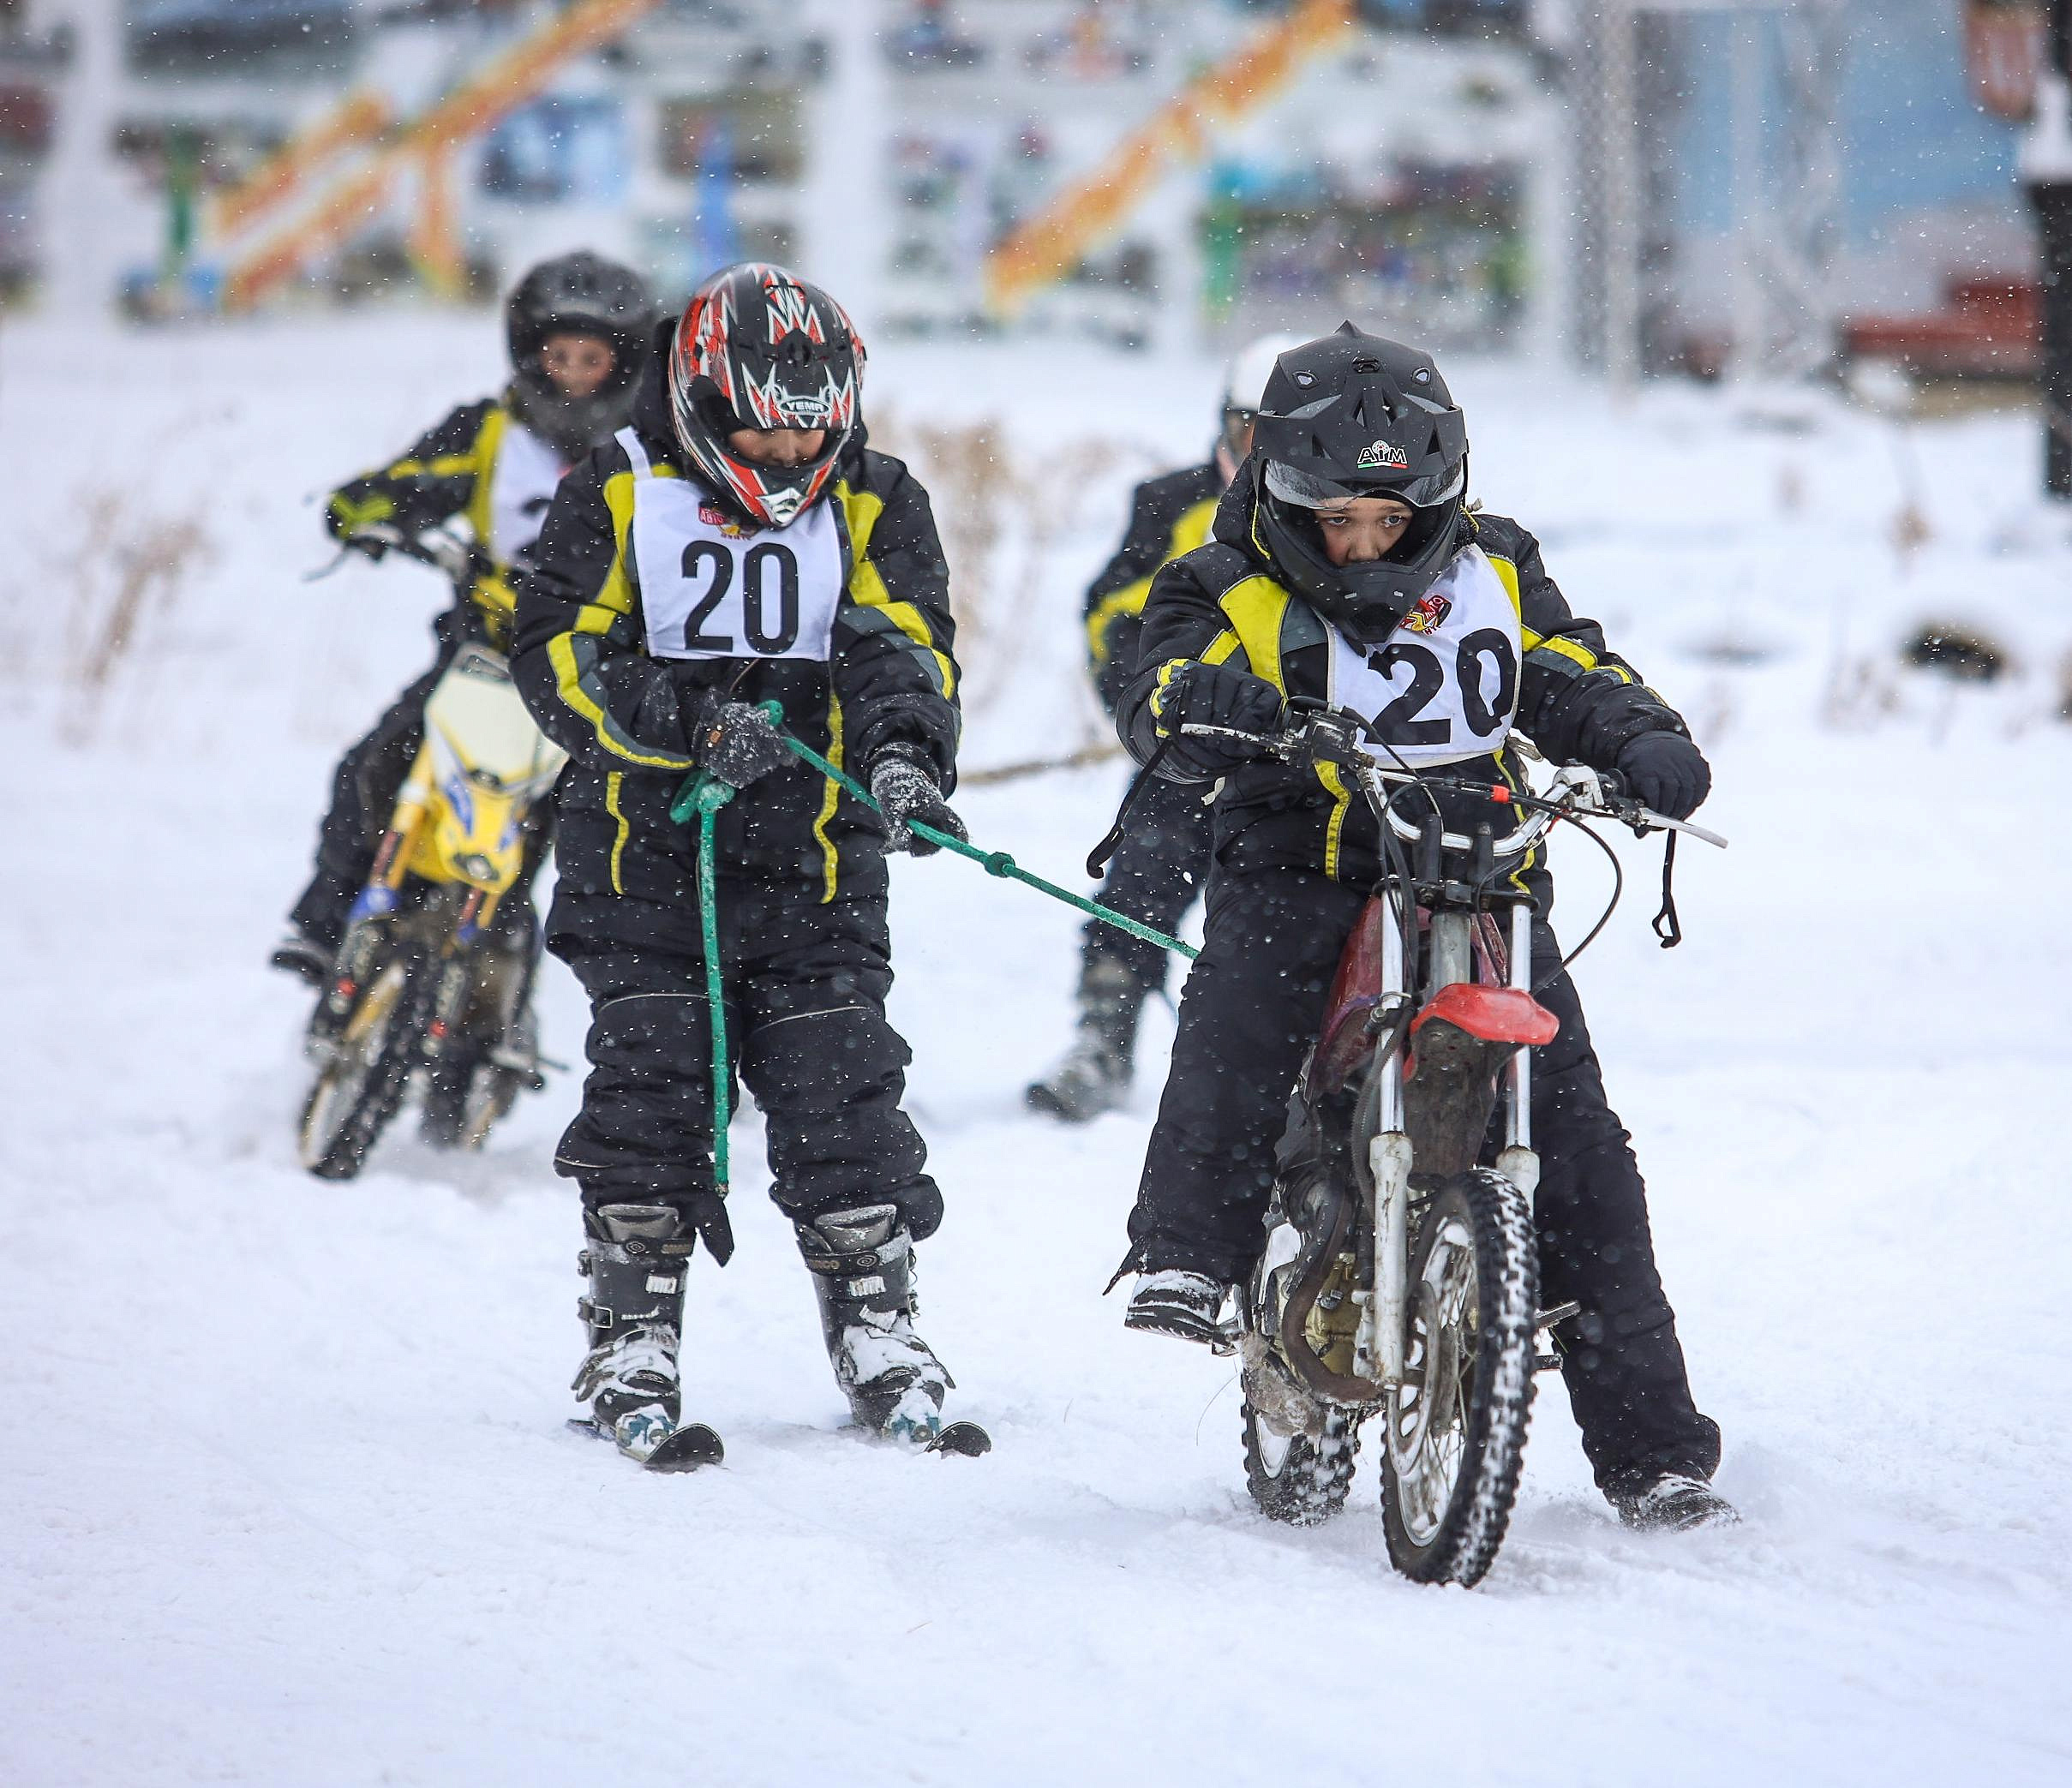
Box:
[298,950,434,1180]
[1379,1168,1538,1586]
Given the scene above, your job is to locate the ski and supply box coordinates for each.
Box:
[639,1422,725,1472]
[926,1420,992,1458]
[566,1414,725,1472]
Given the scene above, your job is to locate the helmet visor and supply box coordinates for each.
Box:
[1264,455,1466,512]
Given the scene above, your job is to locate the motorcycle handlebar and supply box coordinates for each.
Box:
[351,524,482,585]
[1177,710,1728,856]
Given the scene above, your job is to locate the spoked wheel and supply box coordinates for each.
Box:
[1380,1168,1538,1586]
[298,952,433,1180]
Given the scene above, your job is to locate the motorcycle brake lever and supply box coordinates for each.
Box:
[1578,786,1730,851]
[1177,721,1302,761]
[1632,810,1729,850]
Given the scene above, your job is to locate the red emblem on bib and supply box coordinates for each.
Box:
[1399,591,1453,637]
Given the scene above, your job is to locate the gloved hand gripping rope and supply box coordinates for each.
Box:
[672,700,1196,1194]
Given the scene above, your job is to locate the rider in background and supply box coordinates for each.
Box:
[1111,325,1735,1532]
[1028,333,1301,1122]
[271,251,656,986]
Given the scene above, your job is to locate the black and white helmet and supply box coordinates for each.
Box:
[504,251,656,460]
[1249,323,1470,643]
[1216,331,1308,479]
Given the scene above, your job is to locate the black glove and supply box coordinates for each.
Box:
[868,744,967,857]
[1615,731,1711,821]
[691,695,793,790]
[1153,661,1285,774]
[343,527,393,563]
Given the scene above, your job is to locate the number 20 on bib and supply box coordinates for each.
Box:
[620,428,843,664]
[1326,546,1522,768]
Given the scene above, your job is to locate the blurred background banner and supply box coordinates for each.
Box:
[0,1,2052,404]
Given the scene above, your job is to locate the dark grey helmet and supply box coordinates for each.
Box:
[1249,323,1470,643]
[504,251,657,459]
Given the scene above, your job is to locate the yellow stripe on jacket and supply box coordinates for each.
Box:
[1086,493,1220,665]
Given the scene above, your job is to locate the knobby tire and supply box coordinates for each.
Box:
[1379,1168,1538,1586]
[1241,1400,1362,1527]
[298,949,434,1181]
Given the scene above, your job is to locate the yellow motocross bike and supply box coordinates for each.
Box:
[298,530,568,1180]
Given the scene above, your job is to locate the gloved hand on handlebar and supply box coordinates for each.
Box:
[1614,730,1711,821]
[344,527,398,563]
[1152,661,1285,776]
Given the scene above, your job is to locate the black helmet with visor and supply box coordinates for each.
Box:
[504,251,656,460]
[1249,324,1470,643]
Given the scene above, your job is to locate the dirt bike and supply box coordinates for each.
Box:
[297,528,568,1180]
[1183,703,1726,1586]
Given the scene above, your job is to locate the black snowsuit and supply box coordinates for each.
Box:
[1075,460,1224,997]
[510,359,959,1258]
[1116,464,1720,1495]
[290,398,555,950]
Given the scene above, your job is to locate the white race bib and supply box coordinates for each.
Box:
[487,418,566,569]
[1327,546,1521,768]
[620,428,842,664]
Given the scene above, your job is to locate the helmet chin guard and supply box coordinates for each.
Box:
[667,263,865,527]
[1249,323,1470,641]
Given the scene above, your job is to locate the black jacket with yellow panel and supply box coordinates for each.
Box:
[325,397,561,649]
[511,374,960,950]
[1117,460,1691,894]
[1083,460,1224,715]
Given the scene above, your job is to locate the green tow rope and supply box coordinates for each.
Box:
[670,700,1198,1194]
[684,775,738,1193]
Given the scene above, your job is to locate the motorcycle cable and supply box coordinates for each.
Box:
[1440,779,1628,990]
[1372,771,1428,978]
[1653,830,1681,948]
[1531,812,1624,992]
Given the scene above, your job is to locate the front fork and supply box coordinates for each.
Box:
[1496,899,1541,1198]
[1356,889,1412,1393]
[1355,896,1541,1401]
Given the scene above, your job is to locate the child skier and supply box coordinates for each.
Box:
[1113,326,1734,1531]
[1027,332,1300,1122]
[511,262,970,1467]
[272,251,656,992]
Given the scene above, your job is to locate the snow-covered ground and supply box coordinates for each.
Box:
[3,318,2070,1786]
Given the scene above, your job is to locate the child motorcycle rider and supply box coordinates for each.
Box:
[271,251,656,990]
[1112,326,1734,1531]
[1027,332,1301,1123]
[510,263,970,1462]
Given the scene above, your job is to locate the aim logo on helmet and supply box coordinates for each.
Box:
[1356,439,1410,470]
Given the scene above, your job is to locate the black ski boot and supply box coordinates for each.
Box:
[1026,958,1142,1123]
[571,1203,722,1470]
[796,1205,988,1455]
